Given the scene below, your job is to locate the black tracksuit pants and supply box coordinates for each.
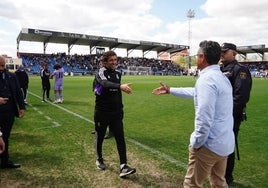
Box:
[94,111,127,165]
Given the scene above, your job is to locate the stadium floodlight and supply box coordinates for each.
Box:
[187,9,195,70]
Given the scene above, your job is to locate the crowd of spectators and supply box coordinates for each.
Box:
[246,62,268,78]
[20,52,95,75]
[19,52,268,77]
[19,52,185,76]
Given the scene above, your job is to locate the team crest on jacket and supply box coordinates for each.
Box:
[240,71,247,79]
[223,71,232,77]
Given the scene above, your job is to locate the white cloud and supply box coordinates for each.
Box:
[1,0,268,58]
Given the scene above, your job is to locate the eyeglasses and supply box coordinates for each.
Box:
[221,50,229,54]
[195,54,204,58]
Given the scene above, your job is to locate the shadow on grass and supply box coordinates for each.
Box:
[229,181,254,188]
[105,163,184,187]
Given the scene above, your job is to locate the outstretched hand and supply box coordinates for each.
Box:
[0,97,9,105]
[120,83,132,94]
[152,82,170,95]
[0,137,5,154]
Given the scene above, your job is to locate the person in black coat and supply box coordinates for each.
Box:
[40,63,51,102]
[220,43,252,185]
[0,55,25,169]
[15,65,29,104]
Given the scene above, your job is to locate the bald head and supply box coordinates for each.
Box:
[0,56,6,72]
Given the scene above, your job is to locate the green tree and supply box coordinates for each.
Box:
[174,55,196,68]
[174,55,187,68]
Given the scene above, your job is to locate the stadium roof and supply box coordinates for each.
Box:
[17,28,189,57]
[237,44,268,59]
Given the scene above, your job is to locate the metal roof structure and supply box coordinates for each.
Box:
[237,44,268,60]
[17,28,189,57]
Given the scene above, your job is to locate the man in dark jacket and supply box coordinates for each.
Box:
[40,63,51,102]
[0,55,25,169]
[220,43,252,185]
[15,65,29,105]
[93,50,136,178]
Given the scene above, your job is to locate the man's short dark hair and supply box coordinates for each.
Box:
[53,63,62,69]
[102,50,117,62]
[199,40,221,65]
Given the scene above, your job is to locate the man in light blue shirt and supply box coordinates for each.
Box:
[152,40,234,188]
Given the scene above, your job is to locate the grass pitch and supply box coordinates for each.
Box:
[0,76,267,187]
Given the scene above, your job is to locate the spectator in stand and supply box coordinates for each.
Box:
[0,55,25,169]
[51,63,64,103]
[15,65,29,105]
[40,63,52,102]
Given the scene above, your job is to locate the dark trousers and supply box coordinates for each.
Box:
[225,116,242,181]
[42,84,50,100]
[94,111,127,165]
[0,113,15,165]
[21,87,28,100]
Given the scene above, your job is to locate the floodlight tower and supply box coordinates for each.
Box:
[187,9,195,70]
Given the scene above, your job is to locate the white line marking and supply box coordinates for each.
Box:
[126,138,187,169]
[29,91,94,124]
[28,91,187,169]
[53,121,61,127]
[37,111,43,115]
[34,124,61,130]
[29,99,61,130]
[44,116,52,120]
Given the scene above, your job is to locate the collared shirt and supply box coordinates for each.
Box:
[170,65,234,156]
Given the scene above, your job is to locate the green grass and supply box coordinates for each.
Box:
[0,76,267,187]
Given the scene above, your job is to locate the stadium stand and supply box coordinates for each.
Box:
[18,52,185,76]
[16,28,189,58]
[15,28,268,77]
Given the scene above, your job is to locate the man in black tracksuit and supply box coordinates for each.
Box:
[93,50,136,178]
[40,63,51,102]
[220,43,252,185]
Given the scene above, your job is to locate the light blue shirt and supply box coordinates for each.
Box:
[170,65,234,156]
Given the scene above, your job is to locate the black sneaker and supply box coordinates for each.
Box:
[119,164,136,178]
[1,161,21,169]
[96,158,106,170]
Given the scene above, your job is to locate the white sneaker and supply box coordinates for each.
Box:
[119,164,136,178]
[96,158,106,170]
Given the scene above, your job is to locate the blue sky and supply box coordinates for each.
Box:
[151,0,207,22]
[1,0,268,58]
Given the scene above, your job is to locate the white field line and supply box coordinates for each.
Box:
[28,91,187,169]
[28,103,61,130]
[29,91,94,124]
